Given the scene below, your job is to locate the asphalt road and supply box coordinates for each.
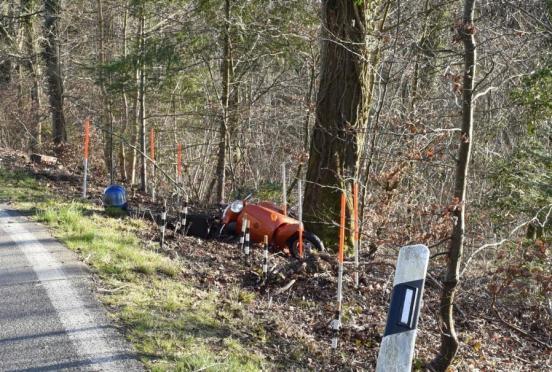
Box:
[0,205,144,371]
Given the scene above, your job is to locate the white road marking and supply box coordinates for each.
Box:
[0,210,127,371]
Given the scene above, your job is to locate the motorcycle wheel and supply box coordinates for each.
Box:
[222,221,236,235]
[288,231,325,259]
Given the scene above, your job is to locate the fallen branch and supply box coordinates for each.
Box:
[344,260,396,270]
[275,279,296,295]
[492,304,551,350]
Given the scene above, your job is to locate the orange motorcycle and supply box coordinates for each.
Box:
[221,195,325,257]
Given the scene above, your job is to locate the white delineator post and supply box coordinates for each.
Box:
[180,194,188,235]
[243,217,251,266]
[376,244,430,372]
[160,199,167,249]
[282,162,287,216]
[262,235,269,282]
[82,118,90,198]
[238,216,247,252]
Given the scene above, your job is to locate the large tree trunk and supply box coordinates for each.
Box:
[430,0,477,370]
[42,0,66,150]
[303,0,381,246]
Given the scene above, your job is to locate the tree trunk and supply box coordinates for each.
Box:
[411,0,445,109]
[129,66,139,185]
[214,0,232,204]
[21,0,42,150]
[303,0,381,246]
[138,9,147,192]
[0,1,15,86]
[430,0,477,370]
[97,0,115,183]
[288,54,317,196]
[42,0,66,150]
[119,8,129,183]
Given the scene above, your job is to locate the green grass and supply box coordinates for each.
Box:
[0,166,266,371]
[36,202,179,280]
[0,167,49,203]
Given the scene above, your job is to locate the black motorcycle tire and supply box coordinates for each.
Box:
[288,231,325,259]
[222,221,237,235]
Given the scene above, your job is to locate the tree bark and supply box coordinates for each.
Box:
[119,6,129,182]
[21,0,42,150]
[0,1,15,86]
[129,65,139,185]
[138,8,147,192]
[303,0,381,246]
[96,0,115,183]
[430,0,477,370]
[411,0,443,109]
[42,0,66,150]
[214,0,232,204]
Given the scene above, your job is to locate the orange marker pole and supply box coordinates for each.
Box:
[332,190,347,349]
[150,128,156,201]
[339,191,346,264]
[353,182,360,288]
[82,118,90,198]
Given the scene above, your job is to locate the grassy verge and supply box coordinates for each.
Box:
[0,166,266,371]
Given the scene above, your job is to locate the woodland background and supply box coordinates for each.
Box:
[0,0,550,370]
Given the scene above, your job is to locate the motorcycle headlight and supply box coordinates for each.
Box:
[230,200,244,213]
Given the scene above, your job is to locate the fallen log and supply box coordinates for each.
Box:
[30,153,58,165]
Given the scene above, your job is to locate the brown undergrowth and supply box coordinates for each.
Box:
[1,146,549,371]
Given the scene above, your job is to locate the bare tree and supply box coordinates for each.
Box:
[430,0,477,370]
[138,5,146,192]
[21,0,42,149]
[214,0,233,204]
[42,0,66,150]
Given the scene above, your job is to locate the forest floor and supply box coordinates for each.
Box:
[0,147,549,371]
